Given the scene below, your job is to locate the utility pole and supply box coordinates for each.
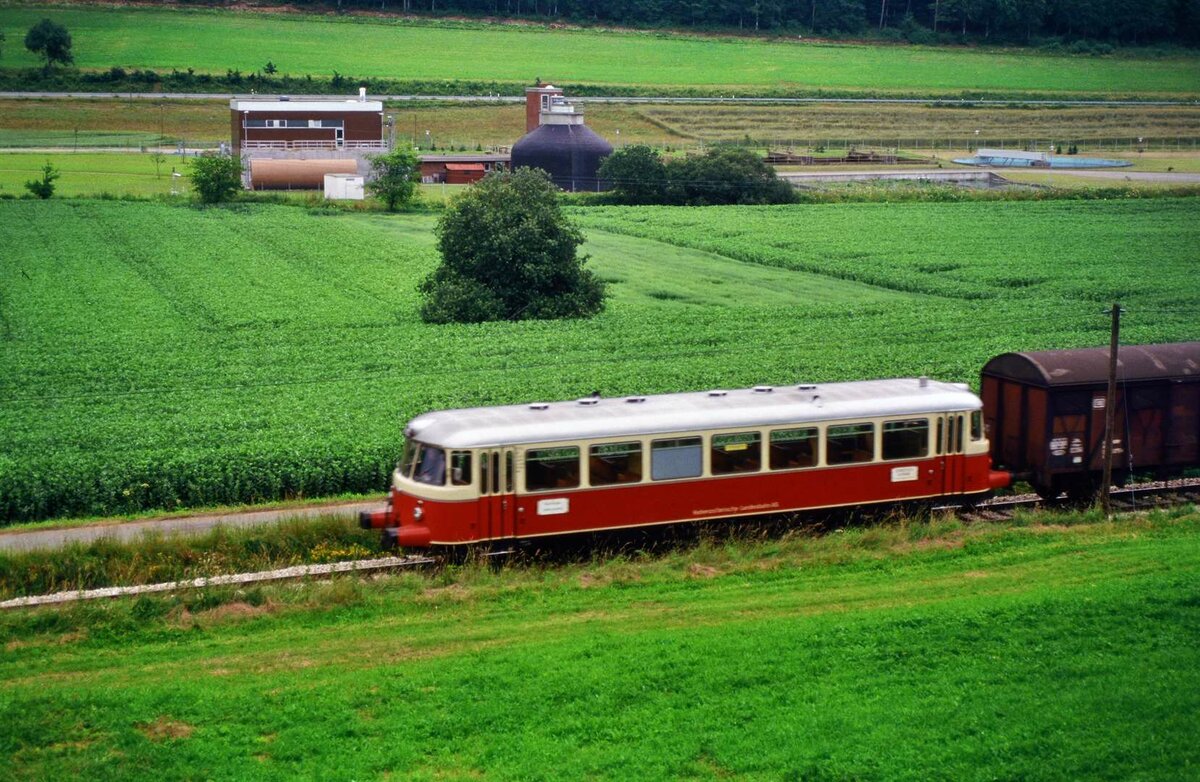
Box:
[1101,302,1122,516]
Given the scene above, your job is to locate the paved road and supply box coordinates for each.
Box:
[0,91,1194,106]
[0,498,387,553]
[1008,168,1200,183]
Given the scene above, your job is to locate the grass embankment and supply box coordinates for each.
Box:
[0,516,382,600]
[1,5,1198,97]
[1,509,1198,779]
[1,198,1197,522]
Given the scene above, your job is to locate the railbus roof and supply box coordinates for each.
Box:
[405,378,980,449]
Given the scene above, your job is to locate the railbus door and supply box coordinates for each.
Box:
[478,449,517,542]
[941,413,966,495]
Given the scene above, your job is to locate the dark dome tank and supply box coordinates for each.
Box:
[511,121,613,192]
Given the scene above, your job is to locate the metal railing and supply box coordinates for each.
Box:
[241,140,387,150]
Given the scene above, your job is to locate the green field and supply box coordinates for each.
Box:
[1,5,1198,97]
[0,152,190,197]
[0,198,1197,522]
[2,510,1199,779]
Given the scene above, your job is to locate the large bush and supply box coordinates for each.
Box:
[419,168,606,324]
[600,147,795,206]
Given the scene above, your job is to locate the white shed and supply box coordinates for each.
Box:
[324,173,365,200]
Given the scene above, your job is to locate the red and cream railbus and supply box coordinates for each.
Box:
[361,378,1011,548]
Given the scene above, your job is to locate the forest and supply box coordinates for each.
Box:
[163,0,1200,45]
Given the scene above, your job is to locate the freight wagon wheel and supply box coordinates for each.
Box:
[1064,476,1099,505]
[1032,482,1062,502]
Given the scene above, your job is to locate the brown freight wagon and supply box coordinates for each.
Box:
[981,342,1200,500]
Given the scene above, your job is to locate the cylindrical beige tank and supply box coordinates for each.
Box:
[249,159,358,190]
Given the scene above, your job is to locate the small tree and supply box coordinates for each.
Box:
[24,19,72,74]
[24,162,59,199]
[264,60,278,75]
[189,153,242,204]
[419,168,606,324]
[598,145,668,205]
[366,147,420,211]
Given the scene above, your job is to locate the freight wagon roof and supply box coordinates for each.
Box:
[981,342,1200,388]
[405,378,981,449]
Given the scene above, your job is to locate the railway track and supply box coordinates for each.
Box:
[4,478,1196,611]
[950,476,1200,522]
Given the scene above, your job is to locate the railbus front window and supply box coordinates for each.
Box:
[590,442,643,485]
[651,437,703,480]
[826,423,875,465]
[882,419,929,460]
[413,444,447,486]
[526,447,580,491]
[711,432,762,474]
[770,428,818,470]
[971,410,983,440]
[399,440,420,477]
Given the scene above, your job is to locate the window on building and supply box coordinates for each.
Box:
[526,447,580,492]
[651,437,703,481]
[769,428,818,470]
[450,451,472,487]
[711,432,762,475]
[244,119,267,128]
[826,423,875,465]
[882,419,929,460]
[589,442,642,486]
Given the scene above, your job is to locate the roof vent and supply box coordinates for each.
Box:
[577,397,599,406]
[625,396,646,404]
[528,402,550,410]
[753,385,774,393]
[918,376,929,388]
[708,390,728,397]
[798,384,817,391]
[279,95,290,101]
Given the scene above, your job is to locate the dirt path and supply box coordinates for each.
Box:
[0,498,387,553]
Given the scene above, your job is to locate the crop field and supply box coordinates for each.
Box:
[0,98,223,149]
[1,198,1198,523]
[8,97,1200,152]
[1,6,1199,97]
[2,510,1199,779]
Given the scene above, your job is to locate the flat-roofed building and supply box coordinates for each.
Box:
[230,90,386,154]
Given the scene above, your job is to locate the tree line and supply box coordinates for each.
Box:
[158,0,1199,45]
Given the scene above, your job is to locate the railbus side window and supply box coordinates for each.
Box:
[882,419,929,461]
[413,444,447,486]
[589,442,643,486]
[651,437,703,481]
[769,428,818,470]
[956,415,965,452]
[711,432,762,475]
[936,418,944,455]
[970,410,983,441]
[826,423,875,465]
[450,451,472,487]
[525,446,580,492]
[504,451,513,493]
[480,452,492,494]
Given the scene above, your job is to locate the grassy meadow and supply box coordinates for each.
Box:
[1,5,1198,97]
[1,198,1198,522]
[2,509,1198,779]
